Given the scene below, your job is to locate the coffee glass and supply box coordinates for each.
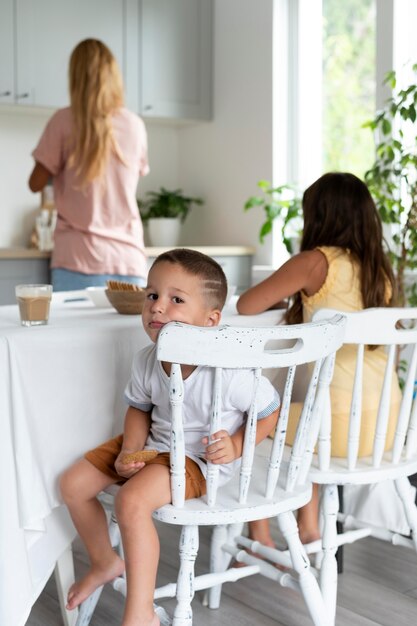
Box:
[15,284,53,327]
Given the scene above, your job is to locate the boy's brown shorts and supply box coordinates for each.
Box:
[85,434,207,500]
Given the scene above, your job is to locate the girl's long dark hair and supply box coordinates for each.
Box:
[286,172,396,324]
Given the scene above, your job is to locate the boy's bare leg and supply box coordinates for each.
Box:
[296,483,321,543]
[59,459,124,610]
[115,463,172,626]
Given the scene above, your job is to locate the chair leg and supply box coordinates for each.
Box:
[394,476,417,552]
[278,511,331,626]
[320,484,339,623]
[336,485,344,574]
[206,522,243,609]
[173,525,199,626]
[207,524,228,609]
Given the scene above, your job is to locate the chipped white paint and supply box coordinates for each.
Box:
[308,307,417,625]
[170,363,186,508]
[76,316,346,626]
[206,368,222,507]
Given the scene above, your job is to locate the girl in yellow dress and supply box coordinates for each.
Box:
[237,171,401,546]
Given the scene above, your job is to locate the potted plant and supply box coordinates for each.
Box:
[138,187,204,247]
[364,64,417,307]
[243,180,302,254]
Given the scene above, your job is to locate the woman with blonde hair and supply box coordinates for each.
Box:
[29,38,149,291]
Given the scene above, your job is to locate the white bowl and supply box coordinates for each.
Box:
[86,286,112,308]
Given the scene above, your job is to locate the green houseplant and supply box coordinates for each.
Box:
[364,65,417,307]
[243,180,302,254]
[138,187,204,247]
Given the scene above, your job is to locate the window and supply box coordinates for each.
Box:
[322,0,376,177]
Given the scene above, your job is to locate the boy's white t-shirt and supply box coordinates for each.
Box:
[124,344,280,485]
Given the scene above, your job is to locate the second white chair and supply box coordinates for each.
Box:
[307,307,417,624]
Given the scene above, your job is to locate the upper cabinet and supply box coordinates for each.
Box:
[0,0,212,121]
[0,0,15,105]
[12,0,139,111]
[140,0,212,120]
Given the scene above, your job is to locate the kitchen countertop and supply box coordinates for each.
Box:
[0,245,256,259]
[0,247,51,259]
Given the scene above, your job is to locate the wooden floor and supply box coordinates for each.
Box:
[26,519,417,626]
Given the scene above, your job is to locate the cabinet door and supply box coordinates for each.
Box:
[0,0,14,104]
[141,0,212,120]
[15,0,138,110]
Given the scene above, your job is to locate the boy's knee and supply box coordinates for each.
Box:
[59,467,75,502]
[115,484,146,525]
[59,463,84,503]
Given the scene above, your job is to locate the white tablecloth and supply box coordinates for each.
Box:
[0,294,283,626]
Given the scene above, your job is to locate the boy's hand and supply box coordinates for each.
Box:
[202,430,238,464]
[115,450,146,478]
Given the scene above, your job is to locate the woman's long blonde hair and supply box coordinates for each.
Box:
[68,38,125,187]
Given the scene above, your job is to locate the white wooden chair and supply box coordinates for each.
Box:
[75,316,345,626]
[302,307,417,624]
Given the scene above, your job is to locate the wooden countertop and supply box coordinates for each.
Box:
[0,246,256,260]
[0,248,51,259]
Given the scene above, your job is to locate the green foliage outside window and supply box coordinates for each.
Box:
[322,0,375,176]
[364,65,417,307]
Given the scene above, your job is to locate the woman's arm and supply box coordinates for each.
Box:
[237,250,328,315]
[28,161,52,192]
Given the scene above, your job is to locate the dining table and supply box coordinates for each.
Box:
[0,292,284,626]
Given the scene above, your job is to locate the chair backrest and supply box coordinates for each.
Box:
[156,316,346,507]
[313,307,417,471]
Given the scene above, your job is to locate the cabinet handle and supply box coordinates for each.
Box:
[0,90,11,97]
[17,92,30,99]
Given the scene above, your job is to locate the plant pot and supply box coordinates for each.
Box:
[147,217,182,247]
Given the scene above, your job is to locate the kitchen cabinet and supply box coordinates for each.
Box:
[140,0,212,120]
[1,0,139,111]
[0,0,14,105]
[0,0,212,121]
[0,246,253,305]
[0,252,50,305]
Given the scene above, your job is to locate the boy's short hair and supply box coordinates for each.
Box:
[152,248,228,310]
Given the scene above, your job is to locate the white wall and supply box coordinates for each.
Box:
[0,0,275,266]
[178,0,274,265]
[0,107,179,247]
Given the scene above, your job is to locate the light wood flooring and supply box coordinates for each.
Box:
[26,519,417,626]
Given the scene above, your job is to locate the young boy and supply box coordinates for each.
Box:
[60,248,280,626]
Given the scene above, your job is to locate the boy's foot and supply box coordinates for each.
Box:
[66,554,125,610]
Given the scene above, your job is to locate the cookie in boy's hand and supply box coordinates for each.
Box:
[120,449,158,464]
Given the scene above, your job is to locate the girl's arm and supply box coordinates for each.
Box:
[237,250,328,315]
[28,161,52,192]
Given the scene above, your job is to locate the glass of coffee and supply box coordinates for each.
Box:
[15,284,53,327]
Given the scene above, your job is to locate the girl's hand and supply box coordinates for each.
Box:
[202,430,238,464]
[114,450,146,478]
